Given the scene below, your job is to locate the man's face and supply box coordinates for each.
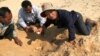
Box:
[24,6,32,13]
[3,12,12,25]
[45,10,57,20]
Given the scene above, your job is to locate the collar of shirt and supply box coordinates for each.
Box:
[23,7,35,15]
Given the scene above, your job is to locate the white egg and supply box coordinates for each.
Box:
[37,32,41,34]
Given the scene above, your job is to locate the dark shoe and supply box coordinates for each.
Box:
[86,19,97,27]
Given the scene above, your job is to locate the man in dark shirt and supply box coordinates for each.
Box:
[38,3,96,44]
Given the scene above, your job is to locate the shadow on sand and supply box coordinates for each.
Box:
[26,26,68,46]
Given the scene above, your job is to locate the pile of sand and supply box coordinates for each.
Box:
[0,0,100,56]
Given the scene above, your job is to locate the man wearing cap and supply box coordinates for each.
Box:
[38,3,97,44]
[17,0,46,33]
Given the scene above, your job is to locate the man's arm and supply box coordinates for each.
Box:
[67,21,76,41]
[33,5,46,26]
[17,9,33,32]
[11,20,22,46]
[43,19,53,28]
[12,30,22,46]
[17,9,27,28]
[65,13,76,42]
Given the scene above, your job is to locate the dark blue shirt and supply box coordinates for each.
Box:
[44,9,78,41]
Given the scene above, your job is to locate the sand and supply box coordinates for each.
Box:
[0,0,100,56]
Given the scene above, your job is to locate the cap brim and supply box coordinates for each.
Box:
[41,9,56,17]
[41,10,47,17]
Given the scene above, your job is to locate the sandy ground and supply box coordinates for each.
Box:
[0,0,100,56]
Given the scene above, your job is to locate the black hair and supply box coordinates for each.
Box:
[21,0,32,8]
[0,7,11,17]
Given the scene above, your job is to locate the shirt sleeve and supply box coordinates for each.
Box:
[65,13,76,41]
[43,19,52,28]
[17,8,27,28]
[33,6,46,26]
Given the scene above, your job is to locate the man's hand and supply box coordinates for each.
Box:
[14,37,23,46]
[24,26,33,32]
[36,26,46,36]
[36,27,43,35]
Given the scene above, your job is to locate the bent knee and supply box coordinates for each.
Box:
[83,32,90,35]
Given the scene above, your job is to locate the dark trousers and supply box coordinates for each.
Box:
[74,13,92,35]
[0,24,14,39]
